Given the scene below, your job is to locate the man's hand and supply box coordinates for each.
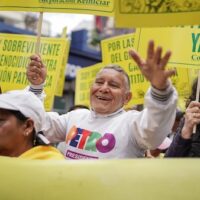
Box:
[26,54,47,85]
[129,40,175,90]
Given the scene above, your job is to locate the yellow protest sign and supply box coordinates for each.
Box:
[75,63,104,106]
[101,32,140,63]
[0,33,67,111]
[178,68,199,111]
[115,0,200,27]
[55,41,69,97]
[55,28,70,97]
[0,0,114,16]
[136,27,200,109]
[167,66,190,111]
[1,157,200,200]
[188,67,199,83]
[101,31,149,106]
[137,27,200,67]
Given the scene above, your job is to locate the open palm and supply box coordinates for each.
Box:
[129,40,175,90]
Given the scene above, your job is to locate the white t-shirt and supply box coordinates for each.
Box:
[43,86,177,159]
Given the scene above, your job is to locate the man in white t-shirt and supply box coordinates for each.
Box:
[26,40,177,159]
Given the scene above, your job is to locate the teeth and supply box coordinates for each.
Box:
[97,96,107,100]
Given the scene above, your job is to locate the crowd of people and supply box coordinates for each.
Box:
[0,40,200,160]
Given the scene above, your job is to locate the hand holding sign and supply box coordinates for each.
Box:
[26,54,47,85]
[182,101,200,137]
[129,40,175,90]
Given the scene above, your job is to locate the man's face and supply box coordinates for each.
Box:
[90,68,131,115]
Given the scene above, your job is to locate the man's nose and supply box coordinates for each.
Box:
[99,83,109,92]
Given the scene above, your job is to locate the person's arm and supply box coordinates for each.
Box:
[165,119,192,157]
[165,101,200,157]
[131,83,177,150]
[26,54,67,143]
[43,112,69,143]
[129,41,178,149]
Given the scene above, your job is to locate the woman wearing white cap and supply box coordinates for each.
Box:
[0,90,64,160]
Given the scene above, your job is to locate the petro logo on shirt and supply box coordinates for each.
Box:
[66,126,116,153]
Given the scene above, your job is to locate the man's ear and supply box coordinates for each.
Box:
[124,92,132,105]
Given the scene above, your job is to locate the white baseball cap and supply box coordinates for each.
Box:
[0,90,45,133]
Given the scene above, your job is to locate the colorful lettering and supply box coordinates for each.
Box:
[66,126,116,153]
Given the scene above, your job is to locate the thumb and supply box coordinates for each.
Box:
[165,69,176,78]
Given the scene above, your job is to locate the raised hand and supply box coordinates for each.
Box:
[26,54,47,85]
[129,40,175,90]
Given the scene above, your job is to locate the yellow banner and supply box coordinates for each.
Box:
[75,63,103,106]
[55,41,69,97]
[116,0,200,27]
[0,33,67,111]
[137,27,200,109]
[0,0,114,16]
[168,66,190,110]
[0,157,200,200]
[137,27,200,66]
[55,27,70,97]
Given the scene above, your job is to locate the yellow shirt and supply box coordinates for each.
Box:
[19,146,65,160]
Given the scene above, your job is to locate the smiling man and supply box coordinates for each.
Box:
[26,40,178,159]
[90,65,132,115]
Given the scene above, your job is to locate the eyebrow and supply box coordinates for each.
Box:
[109,80,121,85]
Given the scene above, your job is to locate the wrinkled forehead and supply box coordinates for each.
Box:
[95,68,129,89]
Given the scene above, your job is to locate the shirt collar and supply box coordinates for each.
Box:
[90,107,125,118]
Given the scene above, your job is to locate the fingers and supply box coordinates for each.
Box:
[129,49,145,67]
[187,101,200,109]
[147,40,154,60]
[27,54,45,74]
[30,54,41,62]
[29,60,42,69]
[27,54,46,85]
[26,71,40,81]
[154,46,162,64]
[147,41,170,71]
[185,101,200,126]
[159,50,172,69]
[165,69,176,78]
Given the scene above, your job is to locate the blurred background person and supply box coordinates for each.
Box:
[165,78,200,157]
[0,90,64,160]
[168,109,184,140]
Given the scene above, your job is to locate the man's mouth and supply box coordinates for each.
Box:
[96,96,111,101]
